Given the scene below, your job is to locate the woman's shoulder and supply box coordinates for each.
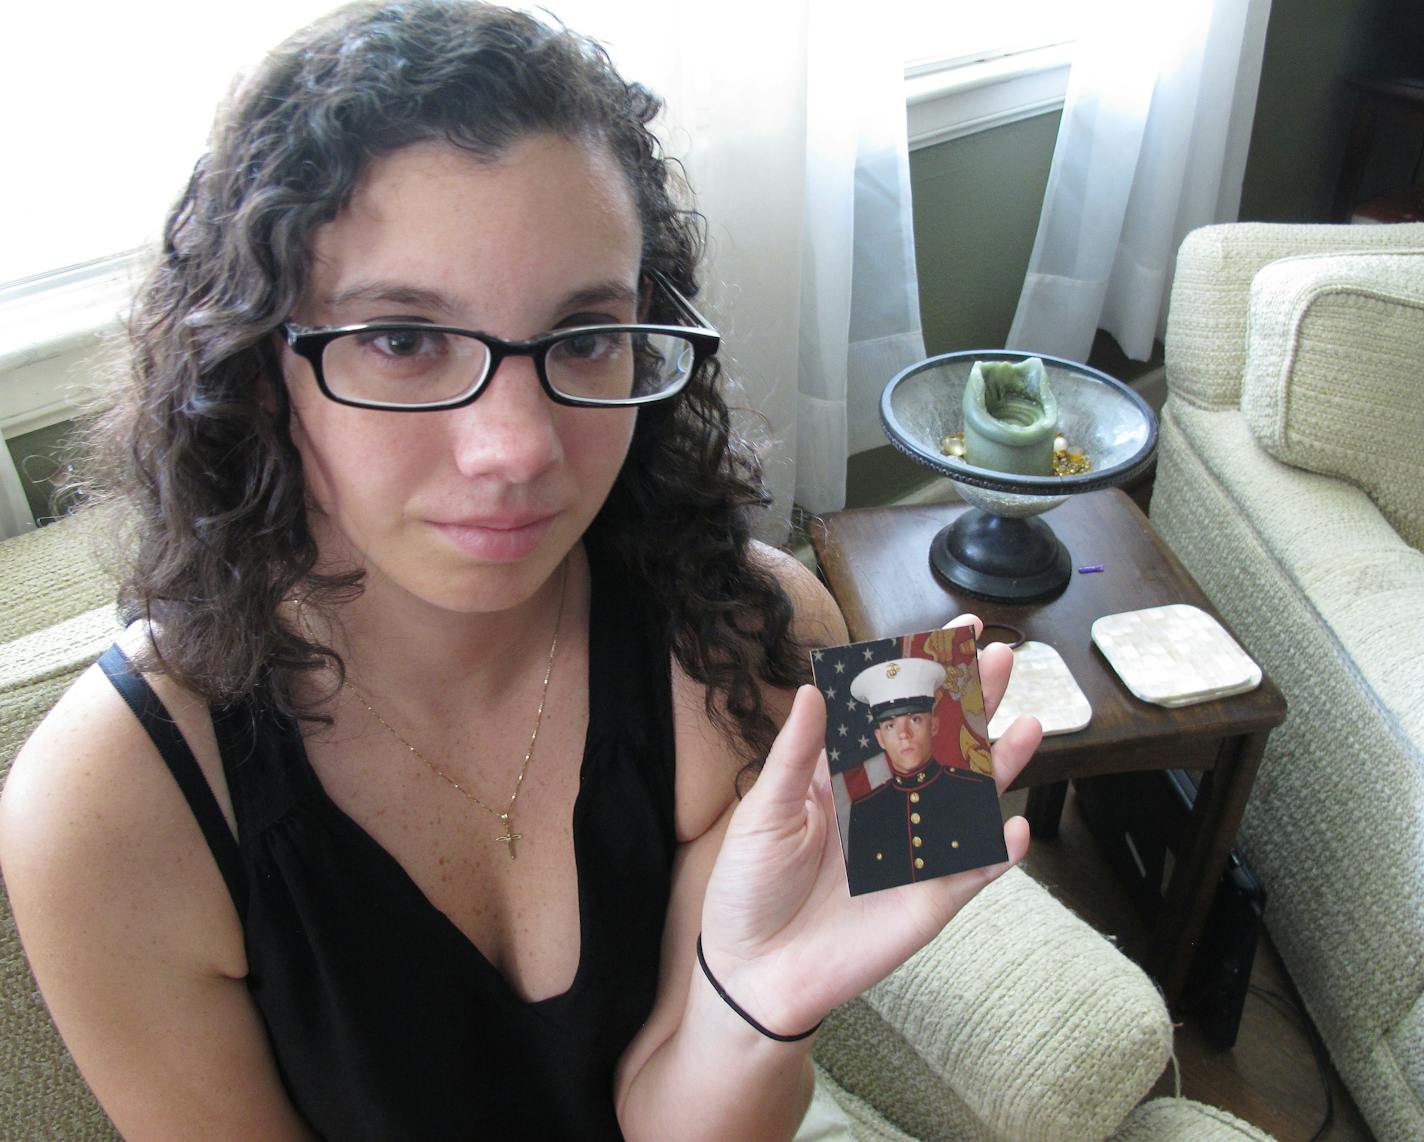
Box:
[0,626,237,929]
[669,541,847,843]
[747,539,848,647]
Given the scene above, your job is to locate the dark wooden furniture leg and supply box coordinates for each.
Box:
[1148,730,1271,1004]
[1024,781,1068,839]
[1331,96,1378,221]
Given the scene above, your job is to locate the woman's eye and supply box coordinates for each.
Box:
[369,328,433,357]
[563,332,608,360]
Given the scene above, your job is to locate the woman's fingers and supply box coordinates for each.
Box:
[977,642,1014,719]
[990,711,1041,794]
[745,684,828,816]
[942,613,1012,720]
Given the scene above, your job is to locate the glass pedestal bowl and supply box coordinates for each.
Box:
[880,350,1158,602]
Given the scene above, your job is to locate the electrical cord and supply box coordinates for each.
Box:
[1248,984,1333,1142]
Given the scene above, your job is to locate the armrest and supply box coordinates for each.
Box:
[1164,222,1424,411]
[862,866,1172,1142]
[1240,247,1424,550]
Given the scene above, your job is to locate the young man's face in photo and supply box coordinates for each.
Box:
[874,710,938,775]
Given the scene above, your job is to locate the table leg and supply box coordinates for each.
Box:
[1024,781,1068,839]
[1148,731,1270,1004]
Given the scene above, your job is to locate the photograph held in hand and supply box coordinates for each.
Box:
[811,625,1007,896]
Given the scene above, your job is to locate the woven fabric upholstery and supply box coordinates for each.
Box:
[813,1063,921,1142]
[1164,222,1424,411]
[855,867,1173,1142]
[0,507,117,646]
[1107,1099,1276,1142]
[1240,249,1424,549]
[1151,221,1424,1142]
[815,1000,994,1142]
[1152,406,1424,1141]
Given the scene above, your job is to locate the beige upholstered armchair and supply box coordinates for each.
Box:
[1150,221,1424,1142]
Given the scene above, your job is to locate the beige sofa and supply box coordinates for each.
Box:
[1149,221,1424,1142]
[0,508,1275,1140]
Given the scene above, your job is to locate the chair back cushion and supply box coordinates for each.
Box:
[1241,248,1424,550]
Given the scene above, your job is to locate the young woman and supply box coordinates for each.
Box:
[0,3,1039,1138]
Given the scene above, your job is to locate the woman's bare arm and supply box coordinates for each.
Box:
[613,545,847,1141]
[0,665,315,1140]
[615,545,1039,1141]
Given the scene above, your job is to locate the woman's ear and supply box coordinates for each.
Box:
[256,373,280,415]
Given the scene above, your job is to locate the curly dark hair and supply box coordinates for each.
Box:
[82,0,806,764]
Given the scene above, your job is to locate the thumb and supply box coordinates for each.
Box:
[746,684,827,815]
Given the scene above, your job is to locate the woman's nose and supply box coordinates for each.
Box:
[448,354,562,483]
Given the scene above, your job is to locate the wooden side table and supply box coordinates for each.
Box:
[808,490,1286,1005]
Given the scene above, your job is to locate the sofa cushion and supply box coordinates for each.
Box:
[0,506,117,647]
[861,867,1172,1142]
[0,605,118,768]
[1151,400,1424,1141]
[1164,222,1424,412]
[1239,248,1424,550]
[1108,1098,1275,1142]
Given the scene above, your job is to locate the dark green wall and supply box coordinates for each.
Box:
[909,112,1060,355]
[1239,0,1419,222]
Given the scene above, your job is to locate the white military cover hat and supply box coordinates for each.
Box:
[850,657,947,721]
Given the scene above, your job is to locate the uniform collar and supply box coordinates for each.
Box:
[890,758,944,790]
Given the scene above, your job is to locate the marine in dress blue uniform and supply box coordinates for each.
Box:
[844,658,1006,896]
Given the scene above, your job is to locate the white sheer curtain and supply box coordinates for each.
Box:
[1007,0,1271,363]
[554,1,925,535]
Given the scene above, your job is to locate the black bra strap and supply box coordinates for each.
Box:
[97,644,248,918]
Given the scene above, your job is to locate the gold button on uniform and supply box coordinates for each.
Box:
[912,835,922,848]
[951,840,960,849]
[910,812,921,824]
[909,793,920,804]
[914,858,925,869]
[875,852,883,861]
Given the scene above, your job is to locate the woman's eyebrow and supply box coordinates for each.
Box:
[559,281,639,312]
[322,281,457,317]
[319,279,640,323]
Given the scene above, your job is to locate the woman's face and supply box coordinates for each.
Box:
[282,136,643,615]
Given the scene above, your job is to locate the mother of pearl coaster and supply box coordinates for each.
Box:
[1091,603,1261,708]
[987,641,1091,740]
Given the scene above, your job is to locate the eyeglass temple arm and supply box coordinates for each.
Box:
[647,269,716,332]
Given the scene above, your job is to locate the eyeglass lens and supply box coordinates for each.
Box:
[321,327,698,406]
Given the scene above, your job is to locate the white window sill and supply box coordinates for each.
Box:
[906,42,1073,151]
[0,255,137,442]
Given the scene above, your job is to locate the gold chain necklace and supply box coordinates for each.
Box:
[345,563,568,860]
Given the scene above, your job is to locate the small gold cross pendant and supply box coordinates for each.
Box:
[496,814,522,859]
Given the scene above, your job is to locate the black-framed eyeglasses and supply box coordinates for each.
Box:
[282,270,719,411]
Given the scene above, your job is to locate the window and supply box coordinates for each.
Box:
[900,1,1087,151]
[898,0,1082,74]
[2,1,335,289]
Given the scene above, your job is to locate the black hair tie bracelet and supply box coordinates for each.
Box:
[695,934,822,1042]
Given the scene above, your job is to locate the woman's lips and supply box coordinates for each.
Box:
[429,514,556,562]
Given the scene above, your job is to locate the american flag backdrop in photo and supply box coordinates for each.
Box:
[810,626,992,855]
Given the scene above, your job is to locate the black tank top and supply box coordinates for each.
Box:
[98,549,677,1140]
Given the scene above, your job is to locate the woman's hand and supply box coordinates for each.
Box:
[696,616,1040,1037]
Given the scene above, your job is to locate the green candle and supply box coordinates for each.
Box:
[961,357,1058,476]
